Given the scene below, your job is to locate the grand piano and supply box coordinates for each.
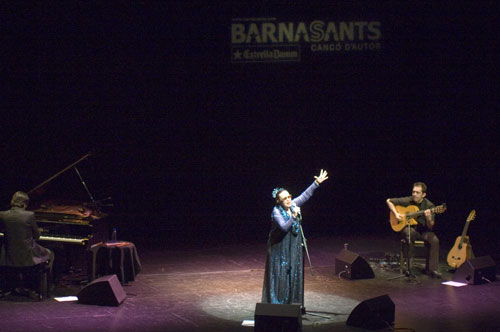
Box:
[0,153,111,278]
[32,199,108,246]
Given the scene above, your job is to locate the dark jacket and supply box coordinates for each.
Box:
[0,207,51,266]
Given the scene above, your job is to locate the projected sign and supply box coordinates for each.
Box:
[231,18,382,63]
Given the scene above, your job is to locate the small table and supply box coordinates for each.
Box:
[89,241,141,283]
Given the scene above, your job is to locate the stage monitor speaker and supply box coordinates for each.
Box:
[254,303,301,332]
[346,294,395,330]
[335,249,375,279]
[452,255,497,285]
[77,274,126,306]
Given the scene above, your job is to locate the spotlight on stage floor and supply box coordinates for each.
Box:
[201,291,358,326]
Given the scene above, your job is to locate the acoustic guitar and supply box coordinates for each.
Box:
[447,210,476,269]
[389,204,447,232]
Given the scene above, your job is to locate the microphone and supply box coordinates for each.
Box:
[292,203,301,218]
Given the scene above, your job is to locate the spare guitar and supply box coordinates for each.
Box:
[390,204,447,232]
[447,210,476,269]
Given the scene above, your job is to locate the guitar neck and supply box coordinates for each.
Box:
[406,205,443,219]
[406,210,425,219]
[459,221,471,246]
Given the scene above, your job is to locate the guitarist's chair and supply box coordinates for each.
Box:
[400,239,428,274]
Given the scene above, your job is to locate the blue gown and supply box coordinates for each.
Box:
[261,182,318,305]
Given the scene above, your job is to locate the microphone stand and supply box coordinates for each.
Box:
[298,214,314,276]
[297,213,314,315]
[388,216,418,282]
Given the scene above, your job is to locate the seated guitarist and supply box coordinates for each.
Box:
[386,182,441,278]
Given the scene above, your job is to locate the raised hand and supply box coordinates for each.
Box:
[314,169,329,185]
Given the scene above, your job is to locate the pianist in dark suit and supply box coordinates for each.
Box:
[0,191,54,276]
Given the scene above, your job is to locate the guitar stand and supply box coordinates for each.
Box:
[388,219,420,283]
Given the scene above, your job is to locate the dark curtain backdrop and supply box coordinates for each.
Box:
[2,1,498,254]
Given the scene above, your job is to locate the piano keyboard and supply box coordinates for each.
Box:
[0,232,88,245]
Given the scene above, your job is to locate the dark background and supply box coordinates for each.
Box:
[2,2,498,255]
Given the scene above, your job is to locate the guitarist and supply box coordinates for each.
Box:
[386,182,441,278]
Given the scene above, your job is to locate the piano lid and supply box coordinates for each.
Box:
[25,153,112,220]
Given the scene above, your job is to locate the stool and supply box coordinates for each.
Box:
[400,239,427,274]
[0,262,49,301]
[89,241,142,284]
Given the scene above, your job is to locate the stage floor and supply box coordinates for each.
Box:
[1,234,499,332]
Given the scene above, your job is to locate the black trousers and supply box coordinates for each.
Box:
[401,227,439,271]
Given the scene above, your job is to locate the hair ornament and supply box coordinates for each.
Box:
[272,187,284,199]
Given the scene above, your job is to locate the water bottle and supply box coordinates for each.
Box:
[111,228,117,242]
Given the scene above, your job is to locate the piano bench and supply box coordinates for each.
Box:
[0,262,49,301]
